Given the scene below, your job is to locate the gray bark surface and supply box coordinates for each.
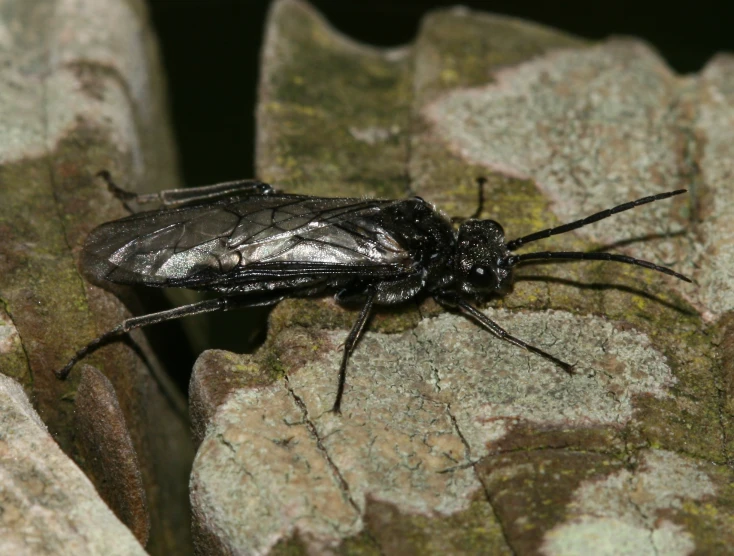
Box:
[0,1,193,553]
[0,373,147,555]
[190,1,734,554]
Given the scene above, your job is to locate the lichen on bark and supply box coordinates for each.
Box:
[188,0,733,553]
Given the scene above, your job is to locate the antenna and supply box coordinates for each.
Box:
[506,190,687,251]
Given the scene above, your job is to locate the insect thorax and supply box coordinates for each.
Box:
[373,198,456,286]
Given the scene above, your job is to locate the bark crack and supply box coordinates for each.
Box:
[446,404,471,461]
[624,468,660,556]
[216,432,255,480]
[284,375,361,516]
[284,375,387,553]
[445,402,517,555]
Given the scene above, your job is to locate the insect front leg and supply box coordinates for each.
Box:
[433,292,575,373]
[96,170,275,209]
[332,288,376,414]
[451,176,487,225]
[57,293,285,380]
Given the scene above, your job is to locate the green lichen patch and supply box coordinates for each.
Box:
[269,297,423,340]
[1,3,191,546]
[537,450,728,555]
[476,449,624,554]
[258,0,413,199]
[190,349,284,444]
[416,8,585,97]
[194,349,281,391]
[334,529,383,556]
[0,300,32,389]
[0,157,100,434]
[363,495,511,555]
[714,312,734,463]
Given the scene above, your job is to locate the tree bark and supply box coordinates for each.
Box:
[189,1,734,554]
[0,0,193,553]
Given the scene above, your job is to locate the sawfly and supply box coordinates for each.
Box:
[58,172,690,412]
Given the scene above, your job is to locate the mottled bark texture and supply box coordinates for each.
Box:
[0,373,147,554]
[0,0,193,554]
[190,1,734,554]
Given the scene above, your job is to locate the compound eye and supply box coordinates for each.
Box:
[469,264,498,289]
[485,220,505,237]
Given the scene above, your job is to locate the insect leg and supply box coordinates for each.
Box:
[467,177,487,220]
[96,170,274,208]
[452,177,487,224]
[434,293,575,374]
[332,289,376,413]
[56,294,285,380]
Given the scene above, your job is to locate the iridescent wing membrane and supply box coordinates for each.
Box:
[81,193,415,294]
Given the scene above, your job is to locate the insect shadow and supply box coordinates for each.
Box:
[58,172,691,413]
[517,275,696,316]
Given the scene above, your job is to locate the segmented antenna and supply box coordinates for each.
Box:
[506,190,687,251]
[502,189,691,282]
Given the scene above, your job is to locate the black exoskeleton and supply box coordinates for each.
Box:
[58,172,690,412]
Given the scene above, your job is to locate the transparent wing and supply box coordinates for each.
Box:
[82,194,414,289]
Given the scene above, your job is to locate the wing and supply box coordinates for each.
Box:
[81,194,416,291]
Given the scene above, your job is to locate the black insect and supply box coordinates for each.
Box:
[58,172,690,412]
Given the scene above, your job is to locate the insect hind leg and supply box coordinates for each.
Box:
[96,170,275,210]
[57,294,284,380]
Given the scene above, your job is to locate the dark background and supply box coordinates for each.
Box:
[144,0,732,382]
[147,0,734,187]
